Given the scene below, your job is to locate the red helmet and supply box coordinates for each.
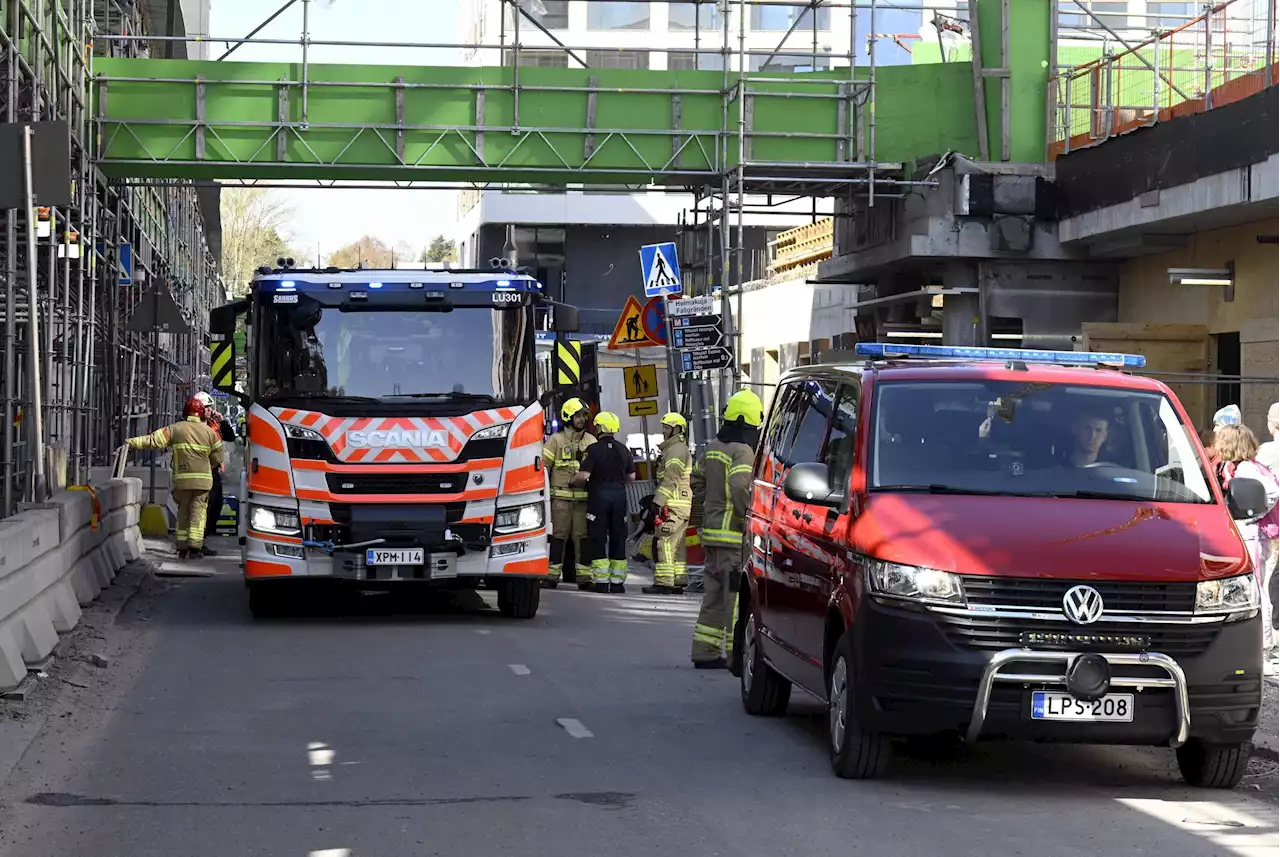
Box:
[183,396,206,419]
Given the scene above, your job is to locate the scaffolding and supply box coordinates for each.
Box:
[1,0,222,516]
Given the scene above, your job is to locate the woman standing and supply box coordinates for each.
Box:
[575,412,635,594]
[1214,423,1280,672]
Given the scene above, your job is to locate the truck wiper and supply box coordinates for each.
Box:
[389,392,496,401]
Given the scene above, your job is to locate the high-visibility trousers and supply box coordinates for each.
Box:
[549,498,591,581]
[654,510,689,587]
[691,545,740,664]
[174,488,210,550]
[587,484,629,584]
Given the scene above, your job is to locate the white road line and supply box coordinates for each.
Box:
[508,664,531,675]
[556,718,594,738]
[309,850,351,857]
[475,629,491,635]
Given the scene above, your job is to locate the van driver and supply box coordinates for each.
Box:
[1067,411,1110,467]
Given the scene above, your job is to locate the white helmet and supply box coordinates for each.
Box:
[194,392,215,408]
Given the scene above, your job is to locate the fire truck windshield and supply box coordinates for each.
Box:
[255,302,536,404]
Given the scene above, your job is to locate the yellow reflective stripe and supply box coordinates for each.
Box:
[550,488,577,499]
[666,459,688,472]
[171,443,213,453]
[721,457,733,534]
[172,472,211,483]
[728,465,752,476]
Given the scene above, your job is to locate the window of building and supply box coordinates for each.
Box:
[669,2,719,31]
[750,4,830,31]
[587,1,651,30]
[516,0,569,29]
[749,53,830,73]
[586,49,650,70]
[1060,0,1128,30]
[669,50,725,71]
[1146,1,1195,29]
[503,49,570,68]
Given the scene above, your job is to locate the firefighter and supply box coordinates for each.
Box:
[575,411,634,593]
[544,397,596,589]
[690,389,762,670]
[643,412,692,595]
[127,396,224,560]
[193,392,237,555]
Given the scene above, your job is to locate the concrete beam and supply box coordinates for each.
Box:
[1060,153,1279,250]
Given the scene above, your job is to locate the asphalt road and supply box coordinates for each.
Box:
[0,555,1276,857]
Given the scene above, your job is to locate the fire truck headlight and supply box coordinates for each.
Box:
[495,502,543,534]
[250,505,301,536]
[284,424,325,442]
[472,423,511,441]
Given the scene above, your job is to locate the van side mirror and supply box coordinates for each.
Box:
[1226,477,1269,521]
[783,462,843,508]
[552,302,580,333]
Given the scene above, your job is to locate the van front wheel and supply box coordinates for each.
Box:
[828,632,890,779]
[1176,739,1251,789]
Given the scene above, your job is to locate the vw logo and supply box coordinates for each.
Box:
[1063,585,1105,625]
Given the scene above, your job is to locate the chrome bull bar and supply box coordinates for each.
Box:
[965,649,1191,748]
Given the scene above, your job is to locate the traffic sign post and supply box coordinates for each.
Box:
[640,242,682,298]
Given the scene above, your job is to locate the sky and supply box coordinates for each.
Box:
[207,0,464,260]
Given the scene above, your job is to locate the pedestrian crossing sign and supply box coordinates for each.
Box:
[640,242,682,298]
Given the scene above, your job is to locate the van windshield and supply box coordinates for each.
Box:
[869,380,1214,504]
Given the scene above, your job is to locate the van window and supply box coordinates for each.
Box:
[869,380,1213,504]
[789,380,833,465]
[760,382,805,477]
[825,382,859,493]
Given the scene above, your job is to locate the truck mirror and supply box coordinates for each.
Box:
[552,303,580,333]
[208,300,249,403]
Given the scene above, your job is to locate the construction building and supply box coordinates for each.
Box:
[1,0,223,516]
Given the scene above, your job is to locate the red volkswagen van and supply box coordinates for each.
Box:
[736,343,1269,788]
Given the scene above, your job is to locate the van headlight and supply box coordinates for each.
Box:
[495,502,543,534]
[250,505,301,536]
[868,560,966,605]
[1195,574,1260,620]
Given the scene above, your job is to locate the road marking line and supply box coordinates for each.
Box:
[509,664,531,675]
[476,629,491,635]
[309,850,351,857]
[557,718,594,738]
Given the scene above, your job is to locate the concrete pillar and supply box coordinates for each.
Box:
[942,263,984,346]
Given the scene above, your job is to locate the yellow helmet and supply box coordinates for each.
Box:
[593,411,621,434]
[723,389,764,427]
[561,397,587,421]
[660,412,687,431]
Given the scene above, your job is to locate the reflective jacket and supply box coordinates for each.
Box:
[654,435,692,515]
[691,438,753,547]
[127,416,223,491]
[544,428,596,501]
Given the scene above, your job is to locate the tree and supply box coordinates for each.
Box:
[326,235,396,269]
[422,235,458,264]
[220,189,298,295]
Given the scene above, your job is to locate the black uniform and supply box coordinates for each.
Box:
[205,418,237,545]
[580,435,634,589]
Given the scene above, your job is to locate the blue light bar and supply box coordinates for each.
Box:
[853,342,1146,369]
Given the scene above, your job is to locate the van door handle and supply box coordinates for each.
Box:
[792,509,801,519]
[802,512,813,523]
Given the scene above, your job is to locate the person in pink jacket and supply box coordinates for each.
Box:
[1213,422,1280,671]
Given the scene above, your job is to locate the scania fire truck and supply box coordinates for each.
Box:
[207,266,580,619]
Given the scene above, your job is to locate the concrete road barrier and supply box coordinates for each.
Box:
[0,478,144,690]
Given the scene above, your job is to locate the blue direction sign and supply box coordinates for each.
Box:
[640,242,682,298]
